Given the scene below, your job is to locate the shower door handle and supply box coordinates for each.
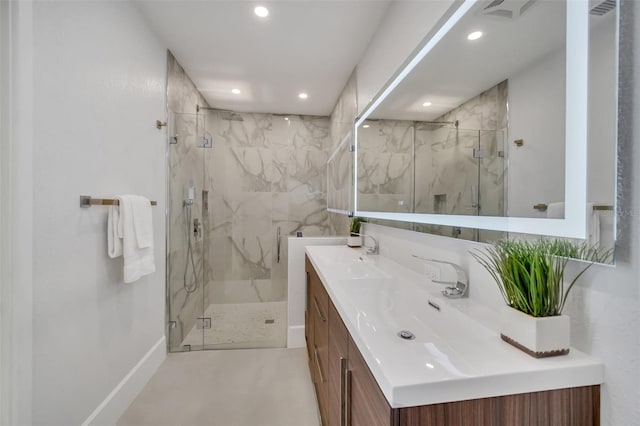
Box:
[276,226,281,263]
[471,185,479,211]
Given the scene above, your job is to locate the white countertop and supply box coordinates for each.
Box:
[305,245,604,408]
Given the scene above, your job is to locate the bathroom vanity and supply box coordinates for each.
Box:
[304,246,602,426]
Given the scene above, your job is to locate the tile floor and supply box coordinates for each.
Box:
[118,347,320,426]
[180,302,287,350]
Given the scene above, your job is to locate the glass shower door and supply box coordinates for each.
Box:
[478,128,507,242]
[199,110,287,350]
[167,110,301,351]
[167,111,206,352]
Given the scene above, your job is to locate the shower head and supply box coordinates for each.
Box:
[415,120,459,131]
[196,105,245,122]
[219,111,244,122]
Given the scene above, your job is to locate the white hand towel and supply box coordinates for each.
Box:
[546,202,565,219]
[108,205,123,258]
[131,195,154,249]
[115,195,155,283]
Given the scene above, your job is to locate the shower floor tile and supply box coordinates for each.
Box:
[180,301,287,349]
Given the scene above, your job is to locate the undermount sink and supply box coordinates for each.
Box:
[339,279,495,347]
[342,261,390,280]
[312,246,390,280]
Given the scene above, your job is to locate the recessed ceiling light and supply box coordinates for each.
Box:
[254,6,269,18]
[363,124,370,128]
[467,31,483,41]
[231,88,241,95]
[422,101,432,107]
[284,117,289,121]
[298,93,308,100]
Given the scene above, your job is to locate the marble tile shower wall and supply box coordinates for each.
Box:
[357,120,415,213]
[202,112,331,308]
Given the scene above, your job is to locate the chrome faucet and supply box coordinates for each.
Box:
[412,255,468,298]
[354,233,379,255]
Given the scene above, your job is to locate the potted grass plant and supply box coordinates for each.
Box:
[347,217,367,247]
[471,239,608,358]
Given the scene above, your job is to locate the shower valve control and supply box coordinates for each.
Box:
[193,218,201,238]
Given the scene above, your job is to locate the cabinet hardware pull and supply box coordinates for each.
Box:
[340,357,348,426]
[345,368,352,426]
[313,344,326,383]
[306,272,310,312]
[313,296,326,322]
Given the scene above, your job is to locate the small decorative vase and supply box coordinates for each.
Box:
[499,306,570,358]
[347,235,362,247]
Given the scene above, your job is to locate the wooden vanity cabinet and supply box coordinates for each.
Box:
[305,258,314,378]
[347,335,396,426]
[304,256,600,426]
[306,256,329,424]
[328,301,349,426]
[306,255,395,426]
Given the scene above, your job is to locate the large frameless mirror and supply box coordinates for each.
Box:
[352,0,618,263]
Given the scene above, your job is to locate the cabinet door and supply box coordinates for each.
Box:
[347,336,396,426]
[312,269,330,425]
[305,256,314,378]
[328,301,349,426]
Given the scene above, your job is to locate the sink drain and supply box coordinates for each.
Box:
[397,330,415,340]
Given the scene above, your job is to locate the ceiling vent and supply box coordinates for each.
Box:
[590,0,616,16]
[480,0,537,19]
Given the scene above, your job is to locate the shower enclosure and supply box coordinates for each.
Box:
[357,120,507,242]
[413,123,507,241]
[166,108,331,352]
[166,110,283,351]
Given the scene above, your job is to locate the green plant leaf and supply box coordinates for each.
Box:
[470,238,597,317]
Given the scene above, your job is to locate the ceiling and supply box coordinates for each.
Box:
[370,0,616,122]
[136,0,391,116]
[371,0,567,122]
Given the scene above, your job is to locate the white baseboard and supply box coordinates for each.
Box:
[287,325,305,348]
[81,336,166,426]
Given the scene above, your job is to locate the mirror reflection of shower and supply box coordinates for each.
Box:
[183,178,198,294]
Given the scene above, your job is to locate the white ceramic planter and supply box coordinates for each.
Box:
[500,306,570,358]
[346,236,362,247]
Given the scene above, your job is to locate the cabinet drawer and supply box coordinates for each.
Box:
[348,336,394,426]
[312,276,328,325]
[328,301,349,426]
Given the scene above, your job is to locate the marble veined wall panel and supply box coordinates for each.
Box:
[357,120,414,212]
[202,111,330,306]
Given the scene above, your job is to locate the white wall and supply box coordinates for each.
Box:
[507,48,567,217]
[508,11,617,217]
[28,2,167,425]
[4,1,35,425]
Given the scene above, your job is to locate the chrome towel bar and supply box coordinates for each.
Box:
[80,195,157,208]
[533,203,612,212]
